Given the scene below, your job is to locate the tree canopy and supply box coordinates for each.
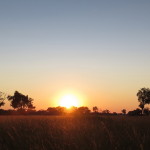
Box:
[7,91,35,110]
[137,88,150,114]
[93,106,98,113]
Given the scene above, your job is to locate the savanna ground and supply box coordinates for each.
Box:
[0,115,149,150]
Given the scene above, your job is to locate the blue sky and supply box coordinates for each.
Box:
[0,0,150,111]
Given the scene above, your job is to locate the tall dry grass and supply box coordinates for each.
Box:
[0,115,150,150]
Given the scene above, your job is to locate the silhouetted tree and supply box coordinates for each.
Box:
[93,106,98,113]
[0,92,6,107]
[139,103,144,113]
[57,106,67,114]
[102,109,110,114]
[121,109,126,115]
[128,108,141,116]
[47,107,58,115]
[47,107,66,115]
[137,88,150,114]
[7,91,35,111]
[77,107,90,114]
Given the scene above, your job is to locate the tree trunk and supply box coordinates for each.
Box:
[142,107,144,115]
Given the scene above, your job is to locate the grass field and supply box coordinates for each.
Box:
[0,115,150,150]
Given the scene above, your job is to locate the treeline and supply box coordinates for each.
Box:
[0,91,128,116]
[0,106,149,116]
[0,87,150,116]
[0,106,90,115]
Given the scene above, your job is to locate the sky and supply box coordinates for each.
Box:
[0,0,150,112]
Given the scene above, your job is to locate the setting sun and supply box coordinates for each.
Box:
[59,94,79,108]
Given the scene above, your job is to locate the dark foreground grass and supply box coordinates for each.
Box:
[0,115,150,150]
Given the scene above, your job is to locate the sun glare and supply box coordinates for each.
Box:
[59,94,79,108]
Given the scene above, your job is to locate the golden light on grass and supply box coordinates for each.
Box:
[59,94,79,108]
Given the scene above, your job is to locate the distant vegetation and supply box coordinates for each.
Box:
[0,89,150,150]
[0,88,150,116]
